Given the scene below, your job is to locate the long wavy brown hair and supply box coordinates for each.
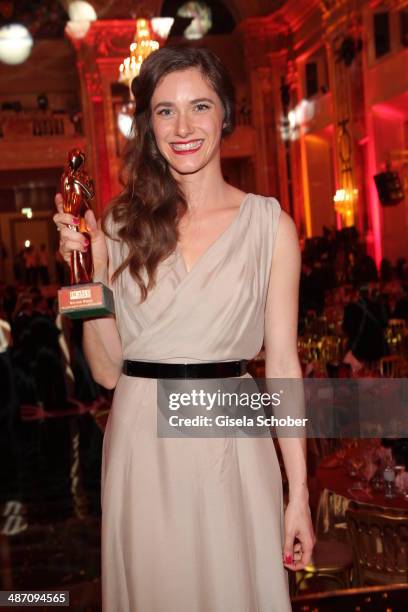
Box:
[101,46,235,301]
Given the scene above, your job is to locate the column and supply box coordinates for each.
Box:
[320,0,368,234]
[66,21,135,216]
[239,17,288,200]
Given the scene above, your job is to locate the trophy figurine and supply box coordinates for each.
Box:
[57,149,115,318]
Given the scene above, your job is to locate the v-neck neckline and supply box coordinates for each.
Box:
[176,192,251,277]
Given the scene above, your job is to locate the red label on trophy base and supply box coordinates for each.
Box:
[58,282,115,319]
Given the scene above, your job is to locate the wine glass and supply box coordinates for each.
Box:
[383,465,396,498]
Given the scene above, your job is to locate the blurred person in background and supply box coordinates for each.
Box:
[23,245,37,286]
[342,283,389,371]
[393,283,408,321]
[38,243,50,285]
[0,301,24,534]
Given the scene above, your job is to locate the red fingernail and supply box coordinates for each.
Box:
[72,217,79,224]
[84,239,89,246]
[284,553,293,564]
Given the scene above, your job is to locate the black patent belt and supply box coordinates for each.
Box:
[122,359,248,379]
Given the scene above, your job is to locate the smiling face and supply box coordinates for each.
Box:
[150,67,225,177]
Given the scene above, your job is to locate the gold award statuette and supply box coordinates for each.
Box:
[57,149,115,319]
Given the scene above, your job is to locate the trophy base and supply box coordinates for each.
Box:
[58,282,115,319]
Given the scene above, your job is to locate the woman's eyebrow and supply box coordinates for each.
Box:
[189,97,214,105]
[152,101,173,111]
[153,97,215,111]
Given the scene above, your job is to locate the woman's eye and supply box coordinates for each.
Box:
[194,103,210,111]
[157,108,172,116]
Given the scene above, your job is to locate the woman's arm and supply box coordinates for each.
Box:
[54,194,123,389]
[83,315,123,390]
[82,217,123,390]
[264,209,315,571]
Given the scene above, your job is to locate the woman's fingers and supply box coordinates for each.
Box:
[61,238,88,253]
[283,536,315,571]
[53,191,108,276]
[59,227,88,265]
[55,192,64,212]
[84,208,98,234]
[282,530,295,567]
[298,538,314,567]
[53,193,81,230]
[60,227,88,249]
[53,211,80,228]
[283,527,315,570]
[293,542,302,561]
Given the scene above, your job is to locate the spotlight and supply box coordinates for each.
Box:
[66,1,97,39]
[68,1,97,22]
[0,23,33,65]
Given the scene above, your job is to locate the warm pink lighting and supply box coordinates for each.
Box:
[372,103,406,121]
[335,210,342,231]
[369,182,382,265]
[365,131,383,267]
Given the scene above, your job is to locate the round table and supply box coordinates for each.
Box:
[315,445,408,537]
[317,457,408,511]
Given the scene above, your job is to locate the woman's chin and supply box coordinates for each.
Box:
[169,159,207,176]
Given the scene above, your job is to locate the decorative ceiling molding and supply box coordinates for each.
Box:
[238,0,322,68]
[318,0,364,37]
[369,0,408,9]
[66,20,135,57]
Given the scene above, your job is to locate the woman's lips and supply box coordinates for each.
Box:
[169,139,204,155]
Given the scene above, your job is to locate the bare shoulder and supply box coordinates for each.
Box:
[277,209,299,240]
[273,209,300,266]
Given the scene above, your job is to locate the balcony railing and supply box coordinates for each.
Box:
[0,111,82,140]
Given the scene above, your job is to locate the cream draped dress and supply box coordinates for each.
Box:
[101,194,292,612]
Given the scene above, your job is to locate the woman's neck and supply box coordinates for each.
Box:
[174,160,228,213]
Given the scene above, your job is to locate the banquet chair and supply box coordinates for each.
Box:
[345,502,408,586]
[387,318,407,334]
[293,538,353,594]
[291,583,408,612]
[385,319,407,355]
[379,355,405,378]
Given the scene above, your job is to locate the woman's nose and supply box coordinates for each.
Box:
[175,112,193,137]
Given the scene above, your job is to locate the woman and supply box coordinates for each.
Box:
[54,47,314,612]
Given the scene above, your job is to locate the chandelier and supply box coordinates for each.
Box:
[333,188,358,225]
[119,18,174,90]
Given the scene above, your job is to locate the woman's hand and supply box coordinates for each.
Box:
[282,494,315,571]
[53,193,108,279]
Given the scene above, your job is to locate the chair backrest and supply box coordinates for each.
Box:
[345,501,408,586]
[385,318,407,354]
[379,355,404,377]
[387,318,407,332]
[291,583,408,612]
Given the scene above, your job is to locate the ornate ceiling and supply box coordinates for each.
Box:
[68,1,287,21]
[0,0,288,38]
